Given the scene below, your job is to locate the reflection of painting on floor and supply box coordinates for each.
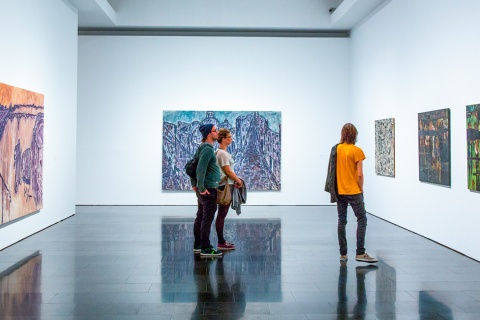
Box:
[0,251,42,316]
[0,83,44,225]
[419,292,452,319]
[376,260,396,311]
[161,217,281,304]
[418,108,450,186]
[162,110,281,190]
[467,104,480,191]
[375,118,395,177]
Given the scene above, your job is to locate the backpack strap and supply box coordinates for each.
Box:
[193,143,213,164]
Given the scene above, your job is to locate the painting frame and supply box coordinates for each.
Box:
[418,108,450,186]
[0,83,44,226]
[467,104,480,191]
[375,118,395,177]
[162,110,281,191]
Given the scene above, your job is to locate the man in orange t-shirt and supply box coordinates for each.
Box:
[336,123,377,264]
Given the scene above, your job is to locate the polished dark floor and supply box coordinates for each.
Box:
[1,206,480,319]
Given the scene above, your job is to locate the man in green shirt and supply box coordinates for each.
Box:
[192,124,222,257]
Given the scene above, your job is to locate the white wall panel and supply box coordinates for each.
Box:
[77,36,350,205]
[351,0,480,260]
[0,0,78,249]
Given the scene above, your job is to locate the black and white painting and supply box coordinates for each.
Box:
[375,118,395,177]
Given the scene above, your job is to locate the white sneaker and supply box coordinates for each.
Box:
[355,253,378,263]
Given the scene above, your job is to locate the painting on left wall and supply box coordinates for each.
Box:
[0,83,44,225]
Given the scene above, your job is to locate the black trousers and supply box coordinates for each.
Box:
[194,188,218,249]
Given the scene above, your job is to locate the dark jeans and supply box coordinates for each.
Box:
[337,193,367,256]
[216,184,233,244]
[194,188,218,249]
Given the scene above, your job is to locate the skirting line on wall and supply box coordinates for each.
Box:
[75,205,338,207]
[367,211,479,263]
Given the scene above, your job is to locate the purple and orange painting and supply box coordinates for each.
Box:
[0,83,44,225]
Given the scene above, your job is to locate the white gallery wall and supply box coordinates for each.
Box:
[351,0,480,260]
[76,35,350,205]
[0,0,78,250]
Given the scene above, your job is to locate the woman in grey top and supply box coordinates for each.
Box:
[215,128,243,250]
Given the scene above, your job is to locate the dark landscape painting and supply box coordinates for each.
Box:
[467,104,480,191]
[418,108,450,186]
[162,111,281,190]
[0,83,44,225]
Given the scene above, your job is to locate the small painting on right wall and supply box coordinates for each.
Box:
[467,104,480,191]
[418,108,450,186]
[375,118,395,177]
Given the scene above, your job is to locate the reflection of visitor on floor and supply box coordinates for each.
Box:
[191,256,210,319]
[337,263,378,319]
[192,255,245,319]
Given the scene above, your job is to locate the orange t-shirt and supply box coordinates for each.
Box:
[336,143,365,195]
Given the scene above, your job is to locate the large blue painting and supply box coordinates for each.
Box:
[162,111,281,190]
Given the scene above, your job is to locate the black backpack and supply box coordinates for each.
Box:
[185,144,212,178]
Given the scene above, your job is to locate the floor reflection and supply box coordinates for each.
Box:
[2,206,479,318]
[419,291,453,320]
[0,251,42,317]
[376,260,397,317]
[191,256,246,318]
[337,262,378,319]
[161,217,282,305]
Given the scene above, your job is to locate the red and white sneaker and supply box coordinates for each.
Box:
[217,241,235,250]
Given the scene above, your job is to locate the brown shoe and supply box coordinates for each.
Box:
[355,253,378,263]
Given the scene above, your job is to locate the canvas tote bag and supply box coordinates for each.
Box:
[217,178,232,205]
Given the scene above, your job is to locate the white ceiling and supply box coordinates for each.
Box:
[67,0,387,34]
